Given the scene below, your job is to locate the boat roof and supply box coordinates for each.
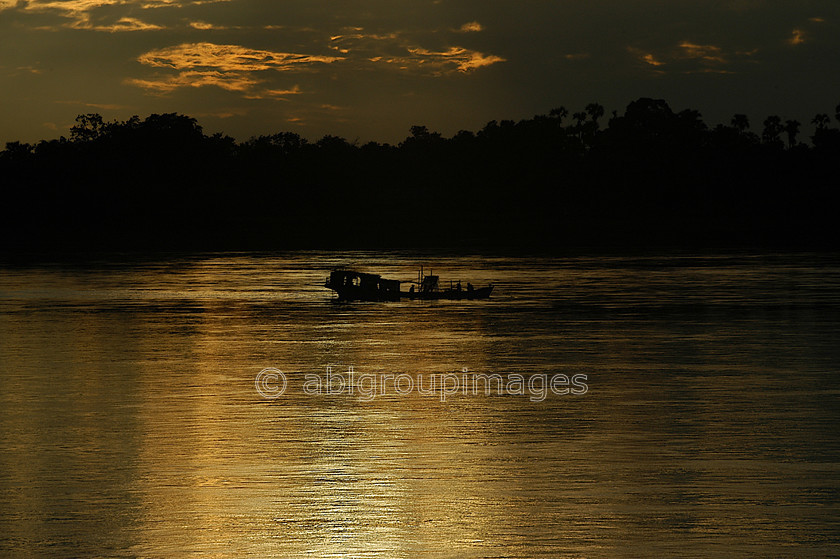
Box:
[330,269,400,282]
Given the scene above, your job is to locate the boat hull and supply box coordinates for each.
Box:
[401,285,493,300]
[327,285,402,301]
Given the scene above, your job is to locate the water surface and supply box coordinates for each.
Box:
[1,252,839,557]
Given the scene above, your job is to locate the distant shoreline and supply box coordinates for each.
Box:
[3,98,838,259]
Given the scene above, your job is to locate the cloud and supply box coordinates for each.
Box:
[329,29,504,75]
[192,109,248,119]
[126,70,261,93]
[787,28,805,45]
[405,47,505,73]
[128,43,339,98]
[328,30,399,55]
[457,21,483,33]
[250,85,303,100]
[138,42,343,72]
[629,40,756,74]
[91,17,163,32]
[1,0,166,31]
[56,100,130,110]
[0,0,227,30]
[189,21,219,30]
[678,42,727,64]
[11,0,119,28]
[627,47,665,70]
[2,65,42,77]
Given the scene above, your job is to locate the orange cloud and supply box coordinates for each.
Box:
[457,21,484,33]
[248,85,303,100]
[630,40,756,74]
[643,53,665,66]
[129,43,339,98]
[138,42,343,72]
[126,70,261,93]
[1,0,229,29]
[787,28,805,45]
[627,47,665,69]
[329,28,504,75]
[406,47,505,73]
[90,17,163,32]
[189,21,218,30]
[678,42,727,63]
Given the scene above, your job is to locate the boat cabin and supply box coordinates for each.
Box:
[325,270,401,301]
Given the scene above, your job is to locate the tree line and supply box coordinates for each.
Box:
[1,97,839,254]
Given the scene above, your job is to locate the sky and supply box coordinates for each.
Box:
[1,0,839,145]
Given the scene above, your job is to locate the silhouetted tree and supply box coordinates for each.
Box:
[70,113,109,142]
[812,114,831,130]
[812,126,840,152]
[605,98,676,148]
[731,114,750,132]
[140,113,202,140]
[3,99,840,254]
[678,109,706,130]
[784,120,801,149]
[549,107,568,123]
[402,125,443,151]
[585,103,605,129]
[761,115,784,147]
[1,141,33,161]
[242,131,307,158]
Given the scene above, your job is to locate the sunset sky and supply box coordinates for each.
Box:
[2,0,838,145]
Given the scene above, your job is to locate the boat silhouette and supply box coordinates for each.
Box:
[325,268,493,301]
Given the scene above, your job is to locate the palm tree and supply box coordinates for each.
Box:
[784,120,800,149]
[812,114,830,130]
[731,114,750,133]
[549,107,568,123]
[761,115,783,146]
[585,102,605,129]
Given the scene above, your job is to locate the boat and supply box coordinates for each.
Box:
[325,268,493,301]
[324,270,402,301]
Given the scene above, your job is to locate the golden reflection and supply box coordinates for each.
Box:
[2,256,838,556]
